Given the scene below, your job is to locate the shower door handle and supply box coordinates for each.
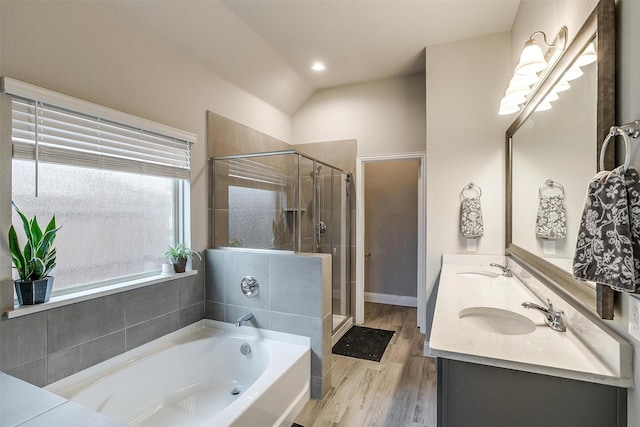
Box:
[366,252,372,257]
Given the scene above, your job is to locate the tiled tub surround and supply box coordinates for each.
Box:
[205,248,332,399]
[0,265,205,388]
[430,254,633,387]
[46,320,310,427]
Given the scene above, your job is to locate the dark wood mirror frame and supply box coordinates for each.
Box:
[505,0,616,320]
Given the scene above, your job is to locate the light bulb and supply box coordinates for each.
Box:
[535,101,553,112]
[515,41,547,76]
[563,66,584,81]
[311,62,326,72]
[553,80,571,93]
[575,42,597,67]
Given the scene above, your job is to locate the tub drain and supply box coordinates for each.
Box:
[230,387,241,396]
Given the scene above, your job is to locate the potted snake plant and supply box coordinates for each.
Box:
[8,204,60,305]
[164,243,200,274]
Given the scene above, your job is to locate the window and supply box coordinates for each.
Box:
[3,78,195,294]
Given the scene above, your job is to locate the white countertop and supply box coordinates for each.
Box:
[429,254,633,388]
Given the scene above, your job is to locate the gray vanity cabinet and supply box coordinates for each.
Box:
[437,358,626,427]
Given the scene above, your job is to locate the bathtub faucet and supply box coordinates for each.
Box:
[235,312,254,327]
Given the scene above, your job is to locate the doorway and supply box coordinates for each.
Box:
[364,160,419,305]
[355,153,426,332]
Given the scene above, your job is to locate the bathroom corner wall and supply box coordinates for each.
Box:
[0,263,205,387]
[204,249,332,399]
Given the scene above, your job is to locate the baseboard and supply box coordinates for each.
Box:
[365,292,417,307]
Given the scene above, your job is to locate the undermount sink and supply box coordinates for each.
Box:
[458,307,536,335]
[457,271,500,279]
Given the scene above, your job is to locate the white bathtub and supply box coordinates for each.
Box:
[45,320,310,427]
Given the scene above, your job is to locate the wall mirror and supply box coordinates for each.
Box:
[506,0,616,318]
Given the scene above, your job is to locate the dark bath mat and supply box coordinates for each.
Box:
[332,326,395,362]
[291,424,305,427]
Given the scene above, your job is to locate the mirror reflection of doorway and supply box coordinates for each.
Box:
[364,159,419,313]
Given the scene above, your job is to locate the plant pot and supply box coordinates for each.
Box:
[172,257,187,273]
[14,277,54,305]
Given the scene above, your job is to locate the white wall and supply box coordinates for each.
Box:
[425,32,512,302]
[292,73,426,156]
[0,0,292,278]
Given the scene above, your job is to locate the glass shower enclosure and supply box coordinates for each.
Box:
[211,151,351,333]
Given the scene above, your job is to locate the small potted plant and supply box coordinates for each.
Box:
[164,243,200,274]
[8,204,60,305]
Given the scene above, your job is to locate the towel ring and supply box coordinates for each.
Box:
[460,182,482,200]
[599,126,631,172]
[539,179,565,198]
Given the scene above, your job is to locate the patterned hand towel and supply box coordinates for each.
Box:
[624,167,640,291]
[460,197,484,238]
[536,194,567,239]
[574,166,640,292]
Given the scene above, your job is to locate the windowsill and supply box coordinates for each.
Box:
[3,270,198,319]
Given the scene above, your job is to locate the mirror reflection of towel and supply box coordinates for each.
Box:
[574,166,640,292]
[536,195,567,239]
[460,197,483,238]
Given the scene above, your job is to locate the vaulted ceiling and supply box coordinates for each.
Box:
[98,0,520,114]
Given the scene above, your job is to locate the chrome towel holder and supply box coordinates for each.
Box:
[460,182,482,200]
[599,120,640,171]
[539,179,565,197]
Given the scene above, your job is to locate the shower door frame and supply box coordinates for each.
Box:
[355,152,427,332]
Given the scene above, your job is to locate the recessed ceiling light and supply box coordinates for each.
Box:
[311,62,326,72]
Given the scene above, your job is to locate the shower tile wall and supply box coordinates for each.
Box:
[0,260,205,387]
[204,249,332,399]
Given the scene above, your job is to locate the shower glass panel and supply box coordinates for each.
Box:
[211,151,351,333]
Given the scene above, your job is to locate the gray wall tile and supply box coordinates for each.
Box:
[47,295,124,354]
[47,331,125,384]
[125,282,178,326]
[205,250,226,303]
[126,312,179,350]
[271,312,323,377]
[224,305,269,329]
[205,301,225,321]
[0,313,47,371]
[270,255,323,317]
[178,273,204,309]
[179,302,205,328]
[310,375,322,400]
[4,357,47,387]
[225,252,270,310]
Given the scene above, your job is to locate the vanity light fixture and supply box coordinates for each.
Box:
[562,65,584,81]
[553,80,571,93]
[535,101,553,112]
[575,42,597,67]
[498,27,568,116]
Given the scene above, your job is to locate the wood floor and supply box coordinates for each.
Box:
[294,303,438,427]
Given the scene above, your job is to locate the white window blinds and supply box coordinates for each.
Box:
[2,77,195,180]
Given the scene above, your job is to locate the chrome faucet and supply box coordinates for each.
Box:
[235,312,254,327]
[490,263,512,277]
[522,298,566,332]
